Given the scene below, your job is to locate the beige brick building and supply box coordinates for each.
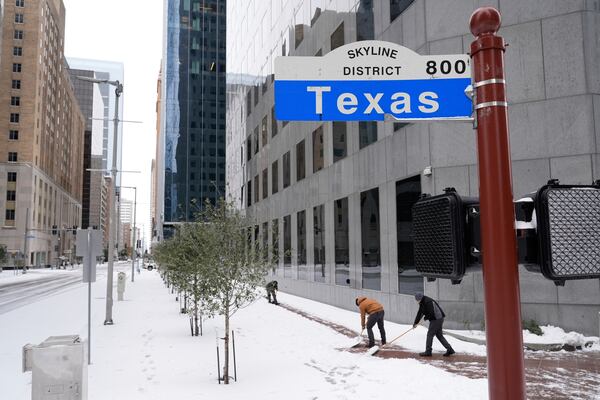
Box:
[0,0,84,267]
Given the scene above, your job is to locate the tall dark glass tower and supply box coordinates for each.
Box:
[160,0,226,234]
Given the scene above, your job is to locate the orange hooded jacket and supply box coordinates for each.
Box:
[356,296,384,328]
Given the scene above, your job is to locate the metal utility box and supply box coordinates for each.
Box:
[23,335,88,400]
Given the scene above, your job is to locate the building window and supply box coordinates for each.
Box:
[15,13,24,23]
[12,80,21,89]
[271,219,279,273]
[294,24,304,49]
[334,197,350,286]
[7,172,17,182]
[357,0,374,41]
[10,113,20,123]
[314,204,326,282]
[14,30,24,40]
[312,125,324,172]
[261,115,268,147]
[296,140,305,181]
[271,160,278,194]
[262,168,268,199]
[271,106,278,137]
[16,0,25,7]
[6,191,16,201]
[332,122,347,162]
[359,121,377,149]
[8,152,18,162]
[253,126,259,155]
[11,97,20,106]
[361,188,381,291]
[9,130,19,140]
[283,151,291,188]
[12,63,22,73]
[330,22,344,51]
[262,222,269,262]
[254,85,259,107]
[5,209,16,222]
[396,176,423,295]
[390,0,415,22]
[13,47,23,56]
[247,179,252,207]
[246,89,252,116]
[253,175,259,203]
[246,135,252,161]
[283,215,292,277]
[297,210,307,279]
[394,122,410,131]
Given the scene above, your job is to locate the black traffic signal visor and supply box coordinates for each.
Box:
[534,183,600,281]
[412,190,478,281]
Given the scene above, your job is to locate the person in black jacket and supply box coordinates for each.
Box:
[413,292,455,357]
[266,280,279,305]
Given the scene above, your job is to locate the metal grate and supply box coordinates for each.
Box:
[546,188,600,277]
[413,196,461,277]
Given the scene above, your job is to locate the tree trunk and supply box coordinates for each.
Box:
[194,299,199,336]
[224,306,230,384]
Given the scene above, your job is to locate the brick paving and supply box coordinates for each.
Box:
[280,303,600,400]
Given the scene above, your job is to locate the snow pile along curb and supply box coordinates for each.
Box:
[445,325,600,352]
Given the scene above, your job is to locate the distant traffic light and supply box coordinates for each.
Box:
[412,188,480,284]
[533,180,600,285]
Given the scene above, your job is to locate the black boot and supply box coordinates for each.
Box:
[443,349,455,357]
[419,351,432,357]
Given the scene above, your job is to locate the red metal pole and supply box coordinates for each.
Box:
[469,8,526,400]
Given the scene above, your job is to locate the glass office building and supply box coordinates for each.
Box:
[159,0,226,236]
[226,1,600,334]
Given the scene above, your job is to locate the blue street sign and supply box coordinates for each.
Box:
[275,41,472,122]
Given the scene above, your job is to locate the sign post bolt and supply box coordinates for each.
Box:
[470,7,526,400]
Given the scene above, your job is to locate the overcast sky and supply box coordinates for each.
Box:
[62,0,163,248]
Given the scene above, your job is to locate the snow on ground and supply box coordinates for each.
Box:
[0,269,488,400]
[446,326,600,349]
[0,267,81,285]
[276,291,489,356]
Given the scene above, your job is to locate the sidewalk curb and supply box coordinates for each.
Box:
[444,330,564,351]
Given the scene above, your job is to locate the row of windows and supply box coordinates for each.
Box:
[245,121,384,207]
[5,171,18,226]
[252,176,423,295]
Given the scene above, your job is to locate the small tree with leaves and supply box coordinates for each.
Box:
[199,198,272,384]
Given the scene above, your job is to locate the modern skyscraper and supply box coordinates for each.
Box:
[157,0,226,239]
[66,58,124,254]
[0,0,85,267]
[67,58,124,186]
[226,0,600,334]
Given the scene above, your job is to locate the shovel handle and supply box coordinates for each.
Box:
[385,326,415,347]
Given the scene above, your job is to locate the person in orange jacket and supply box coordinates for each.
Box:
[355,296,386,348]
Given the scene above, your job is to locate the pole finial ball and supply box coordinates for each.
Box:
[470,7,501,36]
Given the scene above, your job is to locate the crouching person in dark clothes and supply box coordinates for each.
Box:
[355,297,386,348]
[266,280,279,305]
[413,292,455,357]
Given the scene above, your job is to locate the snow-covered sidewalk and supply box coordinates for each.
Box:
[1,269,488,400]
[2,270,598,399]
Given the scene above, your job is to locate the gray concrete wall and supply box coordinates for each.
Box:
[226,0,600,335]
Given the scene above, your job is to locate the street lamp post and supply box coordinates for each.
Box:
[77,75,123,325]
[120,186,137,282]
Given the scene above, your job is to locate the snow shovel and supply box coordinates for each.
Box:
[351,329,365,348]
[367,326,415,356]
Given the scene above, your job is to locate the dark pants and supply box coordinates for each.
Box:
[267,290,278,304]
[425,318,453,352]
[366,310,386,346]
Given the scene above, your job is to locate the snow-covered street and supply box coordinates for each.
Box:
[1,267,599,399]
